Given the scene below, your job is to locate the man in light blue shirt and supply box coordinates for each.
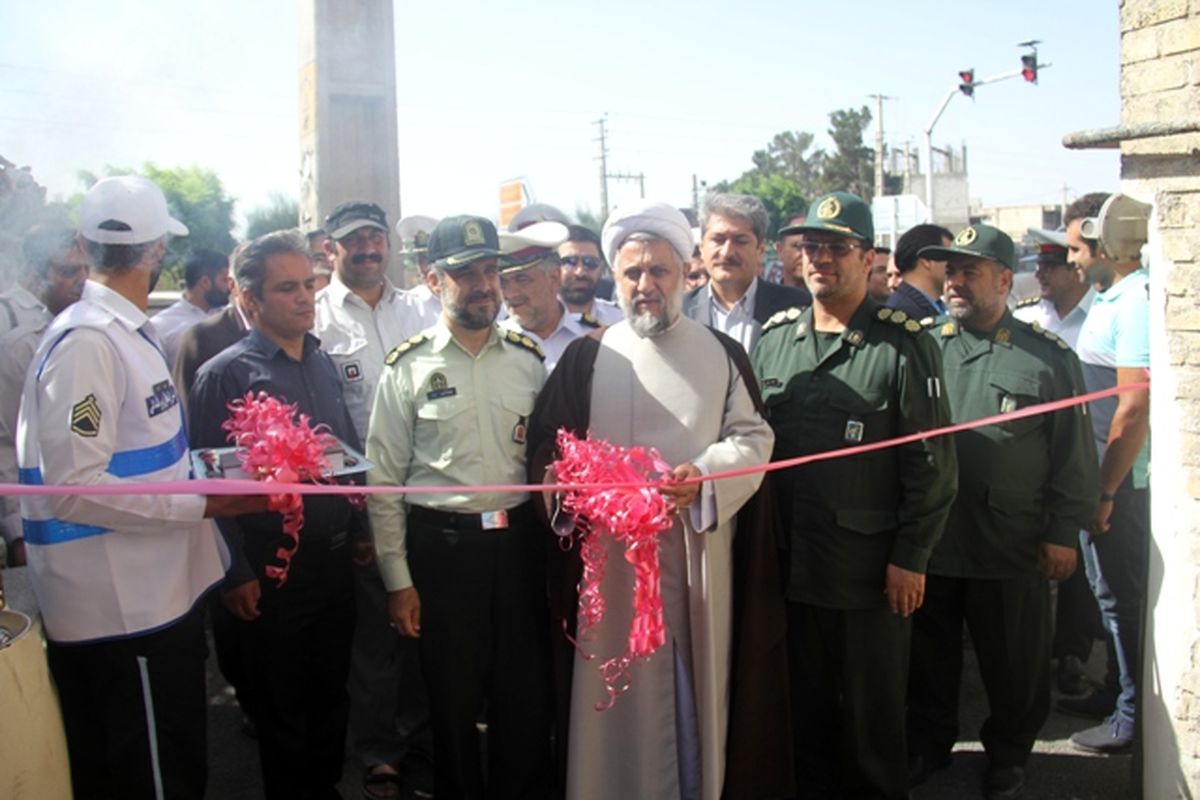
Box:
[1065,192,1150,755]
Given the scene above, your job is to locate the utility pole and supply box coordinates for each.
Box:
[868,94,892,199]
[608,172,644,199]
[595,115,609,219]
[692,174,700,213]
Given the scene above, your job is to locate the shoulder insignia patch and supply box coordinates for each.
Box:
[940,321,958,337]
[579,312,602,329]
[385,333,431,366]
[71,394,101,437]
[763,307,801,333]
[1016,295,1040,309]
[905,319,922,333]
[919,316,936,328]
[876,307,891,321]
[1029,320,1044,332]
[1038,327,1069,350]
[876,310,925,336]
[890,309,909,323]
[505,329,545,361]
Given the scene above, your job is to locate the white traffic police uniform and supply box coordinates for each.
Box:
[17,280,226,643]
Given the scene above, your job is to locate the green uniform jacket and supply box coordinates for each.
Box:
[930,312,1099,578]
[752,300,958,609]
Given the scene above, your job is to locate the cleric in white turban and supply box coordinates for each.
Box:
[528,200,793,799]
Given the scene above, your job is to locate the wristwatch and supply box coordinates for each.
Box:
[1100,490,1116,502]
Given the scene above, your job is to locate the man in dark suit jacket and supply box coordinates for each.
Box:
[683,193,811,353]
[173,291,251,407]
[885,223,953,322]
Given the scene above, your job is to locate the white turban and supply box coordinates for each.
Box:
[601,200,694,267]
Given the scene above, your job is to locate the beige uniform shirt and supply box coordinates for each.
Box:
[366,321,546,591]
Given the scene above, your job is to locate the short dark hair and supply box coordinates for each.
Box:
[1064,192,1110,228]
[874,246,892,256]
[565,225,605,262]
[183,249,229,289]
[235,229,309,300]
[1064,192,1110,258]
[21,224,77,280]
[81,222,161,273]
[894,224,954,273]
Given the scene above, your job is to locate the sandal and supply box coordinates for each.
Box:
[362,767,404,800]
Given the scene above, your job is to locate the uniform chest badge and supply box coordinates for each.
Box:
[844,419,864,443]
[342,361,363,382]
[144,381,179,418]
[512,415,527,445]
[1000,394,1018,414]
[71,394,101,437]
[426,371,456,400]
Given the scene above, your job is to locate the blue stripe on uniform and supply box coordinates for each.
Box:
[106,426,189,478]
[23,517,109,546]
[18,426,189,546]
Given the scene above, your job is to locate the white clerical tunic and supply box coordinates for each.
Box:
[565,315,773,800]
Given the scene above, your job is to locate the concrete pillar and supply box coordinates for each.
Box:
[297,0,400,270]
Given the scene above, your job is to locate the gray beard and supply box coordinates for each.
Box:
[618,287,683,338]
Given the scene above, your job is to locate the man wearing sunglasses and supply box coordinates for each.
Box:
[684,193,811,354]
[556,224,623,326]
[752,191,956,799]
[1013,228,1094,349]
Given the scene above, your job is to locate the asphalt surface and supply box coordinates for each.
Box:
[206,635,1133,800]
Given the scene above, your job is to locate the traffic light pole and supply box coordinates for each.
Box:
[922,63,1049,219]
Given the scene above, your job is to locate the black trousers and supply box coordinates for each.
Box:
[407,504,553,800]
[787,601,911,800]
[238,555,356,800]
[1052,543,1105,663]
[47,601,209,800]
[908,573,1051,769]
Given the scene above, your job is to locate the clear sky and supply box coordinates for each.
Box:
[2,0,1122,227]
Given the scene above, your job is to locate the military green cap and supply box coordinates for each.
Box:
[427,215,502,270]
[779,191,873,243]
[919,223,1015,270]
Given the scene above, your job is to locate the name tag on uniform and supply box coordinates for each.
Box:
[481,510,509,530]
[844,419,864,443]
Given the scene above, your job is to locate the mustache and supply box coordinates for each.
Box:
[351,253,384,266]
[466,292,496,303]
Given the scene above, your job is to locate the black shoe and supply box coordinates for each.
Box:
[1070,717,1134,754]
[985,766,1025,800]
[908,751,952,787]
[1056,655,1090,696]
[1057,689,1117,720]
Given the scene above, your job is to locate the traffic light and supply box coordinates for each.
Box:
[959,69,975,97]
[1021,53,1038,83]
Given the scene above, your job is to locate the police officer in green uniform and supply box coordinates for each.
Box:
[365,216,553,800]
[752,192,957,799]
[905,225,1098,800]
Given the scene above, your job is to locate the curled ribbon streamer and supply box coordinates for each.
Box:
[0,380,1148,499]
[221,392,340,587]
[552,430,674,710]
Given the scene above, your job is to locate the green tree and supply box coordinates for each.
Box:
[573,207,604,235]
[815,106,876,201]
[245,193,299,239]
[750,130,823,198]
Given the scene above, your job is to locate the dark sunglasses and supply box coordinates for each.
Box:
[560,255,603,271]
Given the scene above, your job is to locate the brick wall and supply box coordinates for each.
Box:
[1123,0,1200,795]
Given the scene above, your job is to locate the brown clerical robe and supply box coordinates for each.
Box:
[528,321,794,800]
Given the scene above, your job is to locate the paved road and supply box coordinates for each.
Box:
[206,636,1133,799]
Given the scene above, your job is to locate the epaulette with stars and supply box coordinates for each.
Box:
[504,329,545,361]
[1027,319,1071,350]
[384,333,431,366]
[578,312,602,329]
[875,307,932,334]
[762,307,803,333]
[1015,295,1041,309]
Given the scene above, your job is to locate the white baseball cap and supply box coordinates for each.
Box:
[79,176,189,245]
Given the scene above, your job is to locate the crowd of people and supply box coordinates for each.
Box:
[0,162,1150,800]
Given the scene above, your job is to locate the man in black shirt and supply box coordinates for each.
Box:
[189,229,368,800]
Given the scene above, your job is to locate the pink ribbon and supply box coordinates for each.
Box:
[0,380,1148,500]
[552,430,675,710]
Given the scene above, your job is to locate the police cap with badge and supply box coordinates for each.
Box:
[325,201,390,241]
[426,215,503,270]
[918,223,1016,271]
[778,191,875,243]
